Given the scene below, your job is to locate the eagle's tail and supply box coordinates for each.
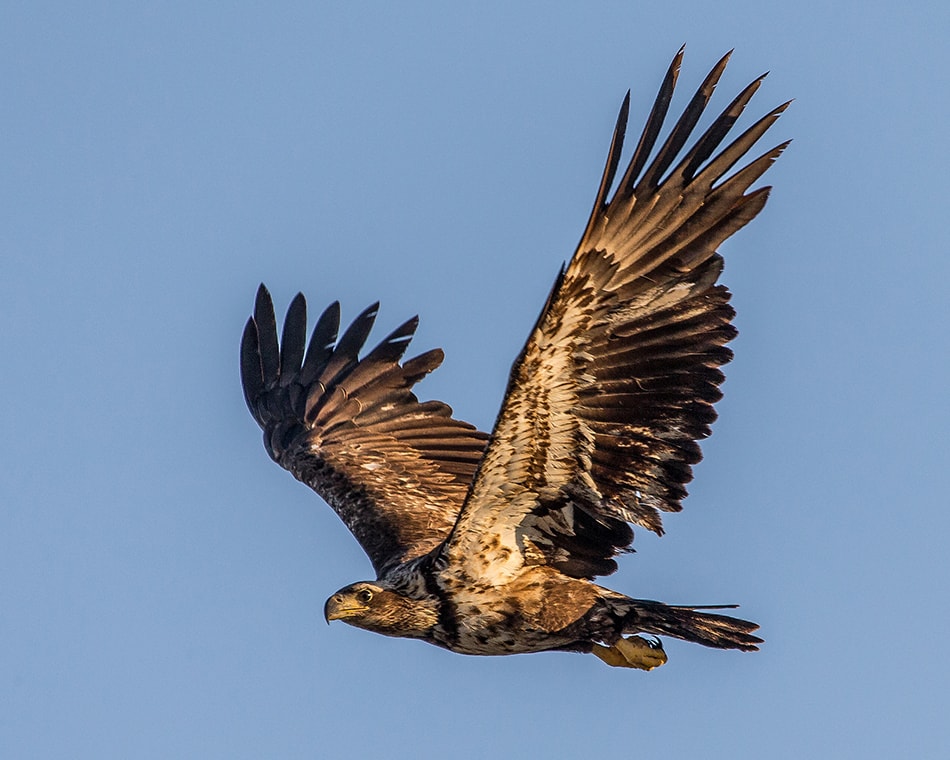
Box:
[622,599,762,651]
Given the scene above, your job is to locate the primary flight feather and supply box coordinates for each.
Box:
[241,49,786,669]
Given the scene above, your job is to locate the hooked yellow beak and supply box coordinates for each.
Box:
[323,593,364,623]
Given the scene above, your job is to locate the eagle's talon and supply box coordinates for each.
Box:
[593,636,669,670]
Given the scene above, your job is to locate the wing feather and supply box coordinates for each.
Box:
[241,287,489,576]
[441,51,787,582]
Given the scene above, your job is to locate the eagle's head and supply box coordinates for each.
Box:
[323,581,437,639]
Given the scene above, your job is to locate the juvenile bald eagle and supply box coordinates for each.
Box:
[241,50,786,669]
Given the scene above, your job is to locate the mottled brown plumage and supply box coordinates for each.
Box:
[241,49,785,669]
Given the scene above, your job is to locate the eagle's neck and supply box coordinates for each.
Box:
[352,589,439,640]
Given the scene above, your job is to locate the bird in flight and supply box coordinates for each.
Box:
[241,49,787,669]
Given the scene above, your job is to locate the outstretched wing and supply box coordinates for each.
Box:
[241,286,488,576]
[441,50,789,582]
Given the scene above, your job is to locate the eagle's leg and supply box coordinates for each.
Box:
[592,636,668,670]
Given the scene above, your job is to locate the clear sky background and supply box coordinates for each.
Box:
[2,3,948,758]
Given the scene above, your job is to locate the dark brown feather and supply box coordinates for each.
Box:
[241,288,489,575]
[442,50,787,580]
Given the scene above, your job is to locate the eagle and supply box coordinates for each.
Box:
[240,49,787,670]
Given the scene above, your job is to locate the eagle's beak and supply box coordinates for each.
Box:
[324,593,359,623]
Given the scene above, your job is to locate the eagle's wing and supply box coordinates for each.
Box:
[441,50,789,582]
[241,286,489,576]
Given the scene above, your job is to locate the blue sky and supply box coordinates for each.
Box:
[2,2,948,758]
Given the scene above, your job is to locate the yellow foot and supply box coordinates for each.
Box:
[592,636,668,670]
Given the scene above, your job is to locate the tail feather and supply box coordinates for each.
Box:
[625,600,762,651]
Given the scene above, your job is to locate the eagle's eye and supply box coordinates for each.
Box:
[355,589,373,604]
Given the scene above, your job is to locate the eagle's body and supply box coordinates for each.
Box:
[241,50,786,669]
